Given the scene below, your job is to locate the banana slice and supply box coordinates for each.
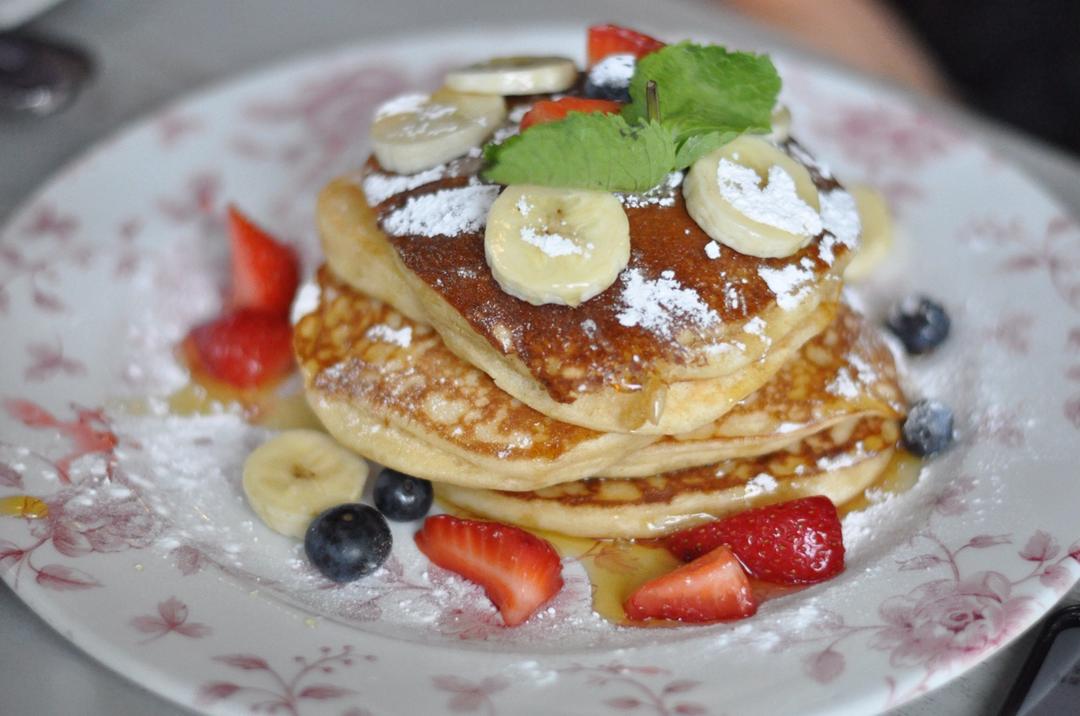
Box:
[768,104,792,143]
[484,185,630,307]
[684,135,822,259]
[446,56,577,96]
[370,89,506,174]
[845,184,894,281]
[242,430,368,539]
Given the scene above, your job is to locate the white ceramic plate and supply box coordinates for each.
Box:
[2,26,1079,716]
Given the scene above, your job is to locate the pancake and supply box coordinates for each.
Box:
[297,266,903,492]
[318,136,859,435]
[294,267,654,491]
[437,417,900,539]
[598,303,905,477]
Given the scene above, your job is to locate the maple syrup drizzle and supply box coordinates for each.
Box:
[444,449,919,627]
[0,495,49,519]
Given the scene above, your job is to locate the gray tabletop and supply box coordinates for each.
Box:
[3,1,1080,714]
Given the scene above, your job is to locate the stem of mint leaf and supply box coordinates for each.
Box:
[646,80,660,123]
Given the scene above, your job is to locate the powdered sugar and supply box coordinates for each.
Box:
[615,268,719,338]
[374,93,429,119]
[587,53,635,88]
[818,189,861,265]
[827,367,860,399]
[704,241,722,259]
[758,262,815,310]
[520,226,583,257]
[382,185,499,237]
[716,160,822,237]
[618,172,683,209]
[362,164,448,205]
[290,281,320,325]
[365,324,413,348]
[744,472,778,497]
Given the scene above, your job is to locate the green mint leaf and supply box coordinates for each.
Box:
[625,42,780,162]
[672,129,739,170]
[483,113,675,192]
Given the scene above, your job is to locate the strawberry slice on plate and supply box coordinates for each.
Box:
[587,23,665,66]
[624,545,757,623]
[414,514,564,626]
[520,97,623,131]
[182,309,295,389]
[228,204,299,317]
[663,496,845,584]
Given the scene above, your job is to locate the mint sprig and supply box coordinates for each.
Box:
[625,42,780,168]
[483,113,675,193]
[481,42,781,192]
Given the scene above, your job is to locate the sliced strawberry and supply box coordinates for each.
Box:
[228,204,299,317]
[182,309,294,389]
[663,496,845,584]
[587,24,665,67]
[519,97,623,132]
[414,515,563,626]
[624,545,756,623]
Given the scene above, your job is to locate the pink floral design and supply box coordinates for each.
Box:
[557,663,709,715]
[811,104,960,173]
[432,675,508,715]
[156,113,204,147]
[197,645,374,715]
[157,171,223,228]
[241,63,409,188]
[959,214,1080,311]
[21,204,78,242]
[131,597,211,643]
[983,312,1035,355]
[3,400,119,484]
[24,341,85,382]
[0,219,98,315]
[779,526,1079,706]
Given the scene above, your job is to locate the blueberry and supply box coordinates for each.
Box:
[886,296,951,355]
[902,400,954,457]
[583,78,630,103]
[583,53,634,103]
[374,468,434,521]
[304,504,391,582]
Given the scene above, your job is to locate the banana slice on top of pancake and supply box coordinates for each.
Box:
[684,135,822,259]
[370,88,506,174]
[446,56,577,95]
[484,185,630,306]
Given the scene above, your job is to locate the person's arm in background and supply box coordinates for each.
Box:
[722,0,950,97]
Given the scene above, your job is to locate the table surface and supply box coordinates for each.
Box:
[2,1,1080,714]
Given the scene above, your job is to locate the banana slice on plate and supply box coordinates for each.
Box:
[446,56,577,95]
[242,430,369,539]
[684,135,822,259]
[371,88,506,174]
[484,185,630,307]
[844,183,894,281]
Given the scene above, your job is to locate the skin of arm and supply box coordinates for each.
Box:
[722,0,950,97]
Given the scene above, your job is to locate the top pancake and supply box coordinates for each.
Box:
[320,132,858,434]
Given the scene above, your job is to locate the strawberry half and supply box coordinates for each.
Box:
[664,496,845,584]
[624,545,757,623]
[182,309,295,389]
[519,97,622,131]
[414,515,564,626]
[228,204,299,317]
[587,24,665,67]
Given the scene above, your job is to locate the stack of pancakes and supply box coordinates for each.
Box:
[294,143,906,539]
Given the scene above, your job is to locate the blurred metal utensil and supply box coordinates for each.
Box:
[0,33,92,116]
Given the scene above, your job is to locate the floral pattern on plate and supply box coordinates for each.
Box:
[1,27,1079,716]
